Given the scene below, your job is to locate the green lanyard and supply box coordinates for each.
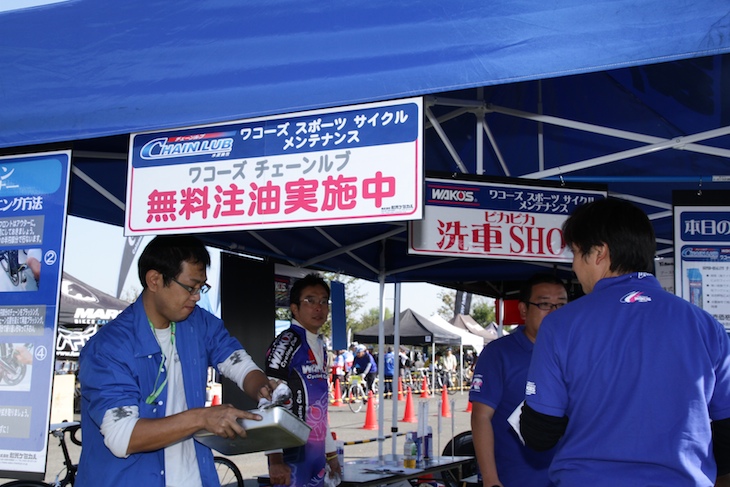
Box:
[145,320,176,405]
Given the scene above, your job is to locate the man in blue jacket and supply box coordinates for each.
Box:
[78,235,277,487]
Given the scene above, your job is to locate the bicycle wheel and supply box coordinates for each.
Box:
[347,384,364,413]
[214,456,243,487]
[447,372,457,395]
[1,481,50,486]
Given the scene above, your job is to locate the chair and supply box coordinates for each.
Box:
[439,430,477,486]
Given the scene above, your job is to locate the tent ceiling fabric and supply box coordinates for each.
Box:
[2,0,730,148]
[3,2,730,298]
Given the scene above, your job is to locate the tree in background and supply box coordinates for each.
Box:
[318,272,366,337]
[357,306,394,333]
[471,298,496,327]
[437,288,495,326]
[436,289,456,320]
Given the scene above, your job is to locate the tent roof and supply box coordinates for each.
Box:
[429,314,484,353]
[451,314,499,345]
[3,1,730,299]
[59,272,130,328]
[353,309,461,346]
[2,0,730,148]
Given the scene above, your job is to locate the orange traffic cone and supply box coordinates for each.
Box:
[420,376,430,398]
[440,387,451,418]
[401,387,417,423]
[398,377,404,401]
[332,379,343,407]
[211,395,221,406]
[362,391,378,430]
[465,401,472,413]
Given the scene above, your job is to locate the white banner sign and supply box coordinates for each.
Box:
[409,178,606,262]
[126,98,423,235]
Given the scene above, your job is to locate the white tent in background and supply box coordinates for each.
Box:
[452,314,499,346]
[429,314,484,354]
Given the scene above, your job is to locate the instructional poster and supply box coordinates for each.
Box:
[0,151,71,479]
[674,194,730,331]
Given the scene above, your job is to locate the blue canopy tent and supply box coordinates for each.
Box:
[2,0,730,297]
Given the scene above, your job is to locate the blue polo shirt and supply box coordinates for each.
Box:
[469,327,555,487]
[526,273,730,486]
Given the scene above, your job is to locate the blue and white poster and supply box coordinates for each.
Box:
[674,203,730,331]
[0,151,71,479]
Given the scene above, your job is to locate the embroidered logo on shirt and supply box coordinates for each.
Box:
[619,291,652,304]
[470,376,483,392]
[525,381,536,396]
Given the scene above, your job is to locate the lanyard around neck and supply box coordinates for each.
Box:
[145,320,176,405]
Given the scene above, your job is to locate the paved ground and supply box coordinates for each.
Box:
[3,388,475,486]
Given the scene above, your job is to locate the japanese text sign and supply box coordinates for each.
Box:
[409,178,606,262]
[126,98,423,235]
[0,151,71,479]
[673,192,730,330]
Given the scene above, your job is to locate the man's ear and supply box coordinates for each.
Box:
[146,269,162,292]
[594,243,610,265]
[518,300,528,321]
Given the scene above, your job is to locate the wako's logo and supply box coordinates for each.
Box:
[430,187,476,203]
[620,291,652,304]
[140,133,234,160]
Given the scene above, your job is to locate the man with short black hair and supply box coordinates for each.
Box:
[265,273,340,487]
[78,235,276,487]
[521,198,730,486]
[470,273,568,487]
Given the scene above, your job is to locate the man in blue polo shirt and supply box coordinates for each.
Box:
[470,273,568,487]
[521,198,730,486]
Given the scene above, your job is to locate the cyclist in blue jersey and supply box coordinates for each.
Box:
[265,273,341,487]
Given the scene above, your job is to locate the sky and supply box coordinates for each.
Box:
[62,216,452,319]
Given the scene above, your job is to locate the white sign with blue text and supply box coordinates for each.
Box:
[126,98,423,235]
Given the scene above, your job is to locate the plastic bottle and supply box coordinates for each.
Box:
[336,439,345,474]
[424,425,433,460]
[687,268,703,309]
[403,432,417,468]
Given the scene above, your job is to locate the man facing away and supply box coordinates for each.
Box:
[521,198,730,486]
[470,273,568,487]
[78,235,277,487]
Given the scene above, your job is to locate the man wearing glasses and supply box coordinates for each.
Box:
[265,273,341,487]
[470,273,568,487]
[78,235,277,487]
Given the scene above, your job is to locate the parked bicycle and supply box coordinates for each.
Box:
[0,422,244,487]
[2,421,81,487]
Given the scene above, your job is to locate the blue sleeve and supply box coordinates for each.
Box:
[709,322,730,421]
[79,325,146,428]
[468,341,503,410]
[525,319,568,418]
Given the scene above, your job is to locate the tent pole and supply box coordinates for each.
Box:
[391,283,402,457]
[378,274,386,460]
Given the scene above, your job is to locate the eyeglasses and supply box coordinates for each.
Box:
[528,301,565,311]
[300,297,331,307]
[171,277,211,295]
